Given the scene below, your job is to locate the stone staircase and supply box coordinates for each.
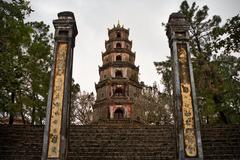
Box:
[68,122,176,160]
[0,123,240,159]
[0,122,176,160]
[201,125,240,160]
[0,125,43,160]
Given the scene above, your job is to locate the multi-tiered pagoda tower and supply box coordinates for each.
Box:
[93,23,142,121]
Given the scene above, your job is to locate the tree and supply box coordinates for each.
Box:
[211,54,240,123]
[0,1,97,126]
[0,0,33,124]
[133,83,173,125]
[179,0,221,59]
[212,14,240,54]
[20,21,53,124]
[155,0,240,124]
[179,1,240,124]
[154,57,173,107]
[210,14,240,123]
[70,88,95,125]
[0,0,53,125]
[70,79,80,124]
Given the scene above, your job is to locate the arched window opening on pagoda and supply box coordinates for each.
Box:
[114,108,124,119]
[115,70,123,78]
[114,87,124,96]
[116,43,122,48]
[116,55,122,61]
[116,32,121,38]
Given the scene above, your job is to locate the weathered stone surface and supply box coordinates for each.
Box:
[0,124,239,159]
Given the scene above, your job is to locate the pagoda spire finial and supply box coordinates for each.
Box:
[117,19,121,27]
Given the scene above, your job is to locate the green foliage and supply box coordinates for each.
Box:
[212,14,240,53]
[20,21,53,124]
[0,0,53,124]
[212,54,240,123]
[180,0,221,59]
[154,57,172,98]
[70,79,80,124]
[0,0,32,124]
[179,1,240,124]
[0,0,89,125]
[155,0,240,124]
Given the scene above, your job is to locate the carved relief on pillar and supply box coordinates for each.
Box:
[47,42,68,158]
[177,44,197,157]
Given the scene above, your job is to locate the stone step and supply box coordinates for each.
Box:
[70,135,174,139]
[69,146,176,150]
[1,124,240,160]
[67,155,176,160]
[67,124,176,159]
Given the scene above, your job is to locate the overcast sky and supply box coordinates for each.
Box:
[27,0,240,93]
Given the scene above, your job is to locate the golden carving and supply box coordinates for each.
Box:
[47,43,68,158]
[178,47,197,157]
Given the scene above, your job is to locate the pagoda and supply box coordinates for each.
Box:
[93,22,142,121]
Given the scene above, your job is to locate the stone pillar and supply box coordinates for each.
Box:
[42,11,78,160]
[166,13,203,160]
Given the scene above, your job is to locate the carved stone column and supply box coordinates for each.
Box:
[42,11,78,160]
[167,13,203,160]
